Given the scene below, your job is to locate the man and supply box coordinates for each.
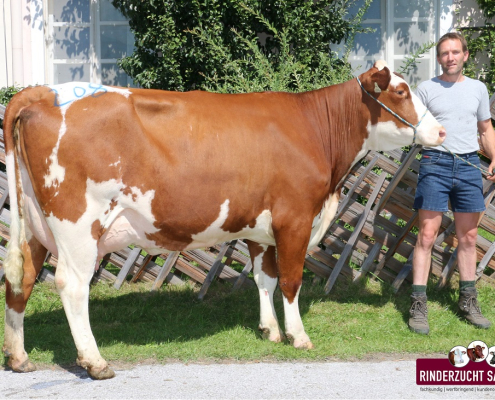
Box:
[409,32,495,335]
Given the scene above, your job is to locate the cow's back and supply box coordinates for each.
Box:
[12,84,332,254]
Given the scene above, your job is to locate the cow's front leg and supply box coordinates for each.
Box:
[274,222,314,350]
[246,240,284,343]
[55,246,114,380]
[3,236,46,372]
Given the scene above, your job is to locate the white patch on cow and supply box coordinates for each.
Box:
[19,158,58,255]
[190,199,230,246]
[44,83,132,189]
[44,179,159,265]
[282,287,312,348]
[44,118,67,189]
[454,349,465,365]
[364,120,413,151]
[252,245,282,342]
[4,306,28,362]
[109,159,121,167]
[187,202,275,249]
[308,193,339,249]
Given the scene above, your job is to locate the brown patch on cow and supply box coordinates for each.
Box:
[261,246,277,279]
[5,237,46,314]
[91,220,105,241]
[448,351,455,366]
[109,199,118,211]
[245,240,278,279]
[121,186,137,201]
[278,278,302,304]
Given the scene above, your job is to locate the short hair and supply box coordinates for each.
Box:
[436,32,468,56]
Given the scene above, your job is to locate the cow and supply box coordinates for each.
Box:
[448,348,466,366]
[467,345,485,362]
[490,351,495,365]
[2,61,446,379]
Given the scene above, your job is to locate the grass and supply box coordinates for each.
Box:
[1,275,494,369]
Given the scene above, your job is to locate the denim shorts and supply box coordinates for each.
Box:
[413,149,485,213]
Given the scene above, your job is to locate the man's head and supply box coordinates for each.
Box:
[436,32,469,78]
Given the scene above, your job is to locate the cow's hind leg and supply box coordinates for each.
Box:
[3,236,46,372]
[54,243,114,380]
[245,240,284,343]
[273,223,314,350]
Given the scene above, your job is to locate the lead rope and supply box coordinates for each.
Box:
[356,77,493,177]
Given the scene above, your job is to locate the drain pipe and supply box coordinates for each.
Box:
[10,0,23,86]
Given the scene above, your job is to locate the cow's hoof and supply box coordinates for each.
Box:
[259,325,285,343]
[293,340,315,350]
[8,358,36,373]
[87,365,115,380]
[287,334,314,350]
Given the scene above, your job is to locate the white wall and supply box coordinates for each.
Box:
[0,0,45,89]
[0,0,13,88]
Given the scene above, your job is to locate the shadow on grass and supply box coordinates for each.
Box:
[13,276,393,366]
[7,273,490,369]
[390,277,469,327]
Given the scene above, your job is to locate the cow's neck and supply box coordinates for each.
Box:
[301,79,371,193]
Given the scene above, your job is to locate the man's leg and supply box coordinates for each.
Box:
[454,212,491,329]
[409,210,443,334]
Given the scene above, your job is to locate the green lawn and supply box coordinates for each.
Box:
[1,276,494,368]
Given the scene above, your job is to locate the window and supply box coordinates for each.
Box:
[47,0,134,86]
[347,0,438,86]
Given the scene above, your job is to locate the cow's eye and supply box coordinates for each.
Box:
[396,90,405,96]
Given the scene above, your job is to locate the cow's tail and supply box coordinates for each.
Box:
[3,93,27,295]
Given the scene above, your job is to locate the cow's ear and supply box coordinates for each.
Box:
[359,63,391,94]
[371,67,391,93]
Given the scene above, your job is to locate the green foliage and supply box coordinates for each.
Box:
[459,1,495,96]
[188,5,354,93]
[0,86,23,130]
[0,85,21,107]
[397,41,436,90]
[110,0,365,92]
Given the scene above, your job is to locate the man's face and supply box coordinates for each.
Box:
[436,39,469,76]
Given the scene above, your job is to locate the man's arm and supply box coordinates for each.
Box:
[479,118,495,181]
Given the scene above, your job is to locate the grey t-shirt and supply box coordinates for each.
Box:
[416,76,491,153]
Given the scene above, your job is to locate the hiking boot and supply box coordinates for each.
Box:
[458,287,491,329]
[408,292,429,335]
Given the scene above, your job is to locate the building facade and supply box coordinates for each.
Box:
[0,0,489,89]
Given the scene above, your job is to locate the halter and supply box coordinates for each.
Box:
[356,76,428,145]
[356,77,493,177]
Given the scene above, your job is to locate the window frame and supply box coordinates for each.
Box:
[45,0,133,85]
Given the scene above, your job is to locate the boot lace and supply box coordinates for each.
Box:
[462,295,482,316]
[410,299,428,321]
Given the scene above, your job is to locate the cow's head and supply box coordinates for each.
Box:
[358,60,446,151]
[475,345,485,358]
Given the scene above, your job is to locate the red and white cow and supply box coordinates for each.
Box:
[2,61,445,379]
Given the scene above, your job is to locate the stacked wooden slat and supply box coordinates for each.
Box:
[305,146,495,293]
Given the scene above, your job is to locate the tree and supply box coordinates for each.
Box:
[111,0,366,92]
[459,0,495,96]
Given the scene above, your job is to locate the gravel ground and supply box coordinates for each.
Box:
[1,359,494,399]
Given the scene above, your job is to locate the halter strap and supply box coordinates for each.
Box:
[356,77,428,144]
